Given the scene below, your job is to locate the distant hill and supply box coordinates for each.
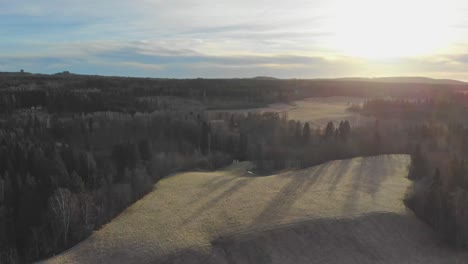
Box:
[251,76,279,80]
[0,72,464,85]
[334,77,466,85]
[247,76,466,85]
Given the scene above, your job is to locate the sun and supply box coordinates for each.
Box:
[325,0,459,59]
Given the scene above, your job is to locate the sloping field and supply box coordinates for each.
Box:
[42,155,468,264]
[209,97,370,128]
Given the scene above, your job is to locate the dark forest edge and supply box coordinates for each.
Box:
[0,73,468,263]
[351,96,468,249]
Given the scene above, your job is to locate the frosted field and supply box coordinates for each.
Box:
[42,155,468,264]
[209,97,370,128]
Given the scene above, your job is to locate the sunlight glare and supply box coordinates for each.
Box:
[326,0,460,58]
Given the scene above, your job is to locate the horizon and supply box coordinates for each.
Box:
[2,0,468,80]
[3,71,467,84]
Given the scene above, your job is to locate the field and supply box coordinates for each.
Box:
[209,96,370,128]
[42,155,468,264]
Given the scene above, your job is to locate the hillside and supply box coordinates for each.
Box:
[41,155,468,263]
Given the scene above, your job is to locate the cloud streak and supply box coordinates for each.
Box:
[1,0,468,80]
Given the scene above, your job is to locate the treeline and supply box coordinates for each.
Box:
[359,98,468,248]
[0,111,238,263]
[350,97,468,122]
[405,124,468,248]
[2,73,466,114]
[0,106,412,263]
[0,75,292,114]
[221,112,406,172]
[1,73,467,262]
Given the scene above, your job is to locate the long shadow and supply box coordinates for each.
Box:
[341,155,397,212]
[341,158,366,213]
[362,155,394,197]
[187,176,238,205]
[252,164,330,226]
[252,160,351,226]
[180,162,331,229]
[251,156,400,227]
[184,156,401,230]
[327,158,356,193]
[186,162,253,205]
[295,161,333,197]
[252,176,308,225]
[183,178,252,225]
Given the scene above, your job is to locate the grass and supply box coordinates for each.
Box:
[208,96,371,128]
[43,155,468,263]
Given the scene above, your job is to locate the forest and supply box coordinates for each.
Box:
[352,95,468,248]
[1,72,468,263]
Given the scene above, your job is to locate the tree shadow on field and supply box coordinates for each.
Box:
[187,176,238,206]
[362,155,393,197]
[327,158,356,193]
[252,156,397,226]
[252,162,332,226]
[342,155,394,213]
[183,178,252,225]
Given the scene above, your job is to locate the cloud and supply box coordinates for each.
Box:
[1,40,468,81]
[447,54,468,64]
[0,39,343,78]
[1,0,468,80]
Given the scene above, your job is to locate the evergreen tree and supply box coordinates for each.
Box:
[426,168,443,231]
[409,144,427,180]
[138,139,153,161]
[302,122,311,143]
[448,157,465,189]
[78,151,97,187]
[324,121,335,140]
[229,115,235,129]
[372,130,381,155]
[294,121,302,143]
[238,132,248,161]
[69,171,84,193]
[339,120,351,140]
[200,121,210,155]
[255,142,264,171]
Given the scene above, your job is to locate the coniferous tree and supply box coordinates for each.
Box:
[255,142,264,171]
[200,121,210,155]
[372,130,381,155]
[138,139,153,161]
[324,121,335,140]
[426,168,443,231]
[69,171,84,193]
[294,121,302,143]
[409,144,427,180]
[238,132,248,161]
[79,151,97,187]
[302,122,311,143]
[229,115,235,129]
[339,120,351,140]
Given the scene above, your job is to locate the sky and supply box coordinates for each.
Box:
[1,0,468,80]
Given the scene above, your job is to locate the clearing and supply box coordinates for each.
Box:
[42,155,468,264]
[209,96,370,128]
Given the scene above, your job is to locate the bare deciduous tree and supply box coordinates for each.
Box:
[48,188,77,249]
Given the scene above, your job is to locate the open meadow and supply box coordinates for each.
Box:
[42,155,468,264]
[209,97,370,128]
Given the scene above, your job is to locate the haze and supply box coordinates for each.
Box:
[1,0,468,80]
